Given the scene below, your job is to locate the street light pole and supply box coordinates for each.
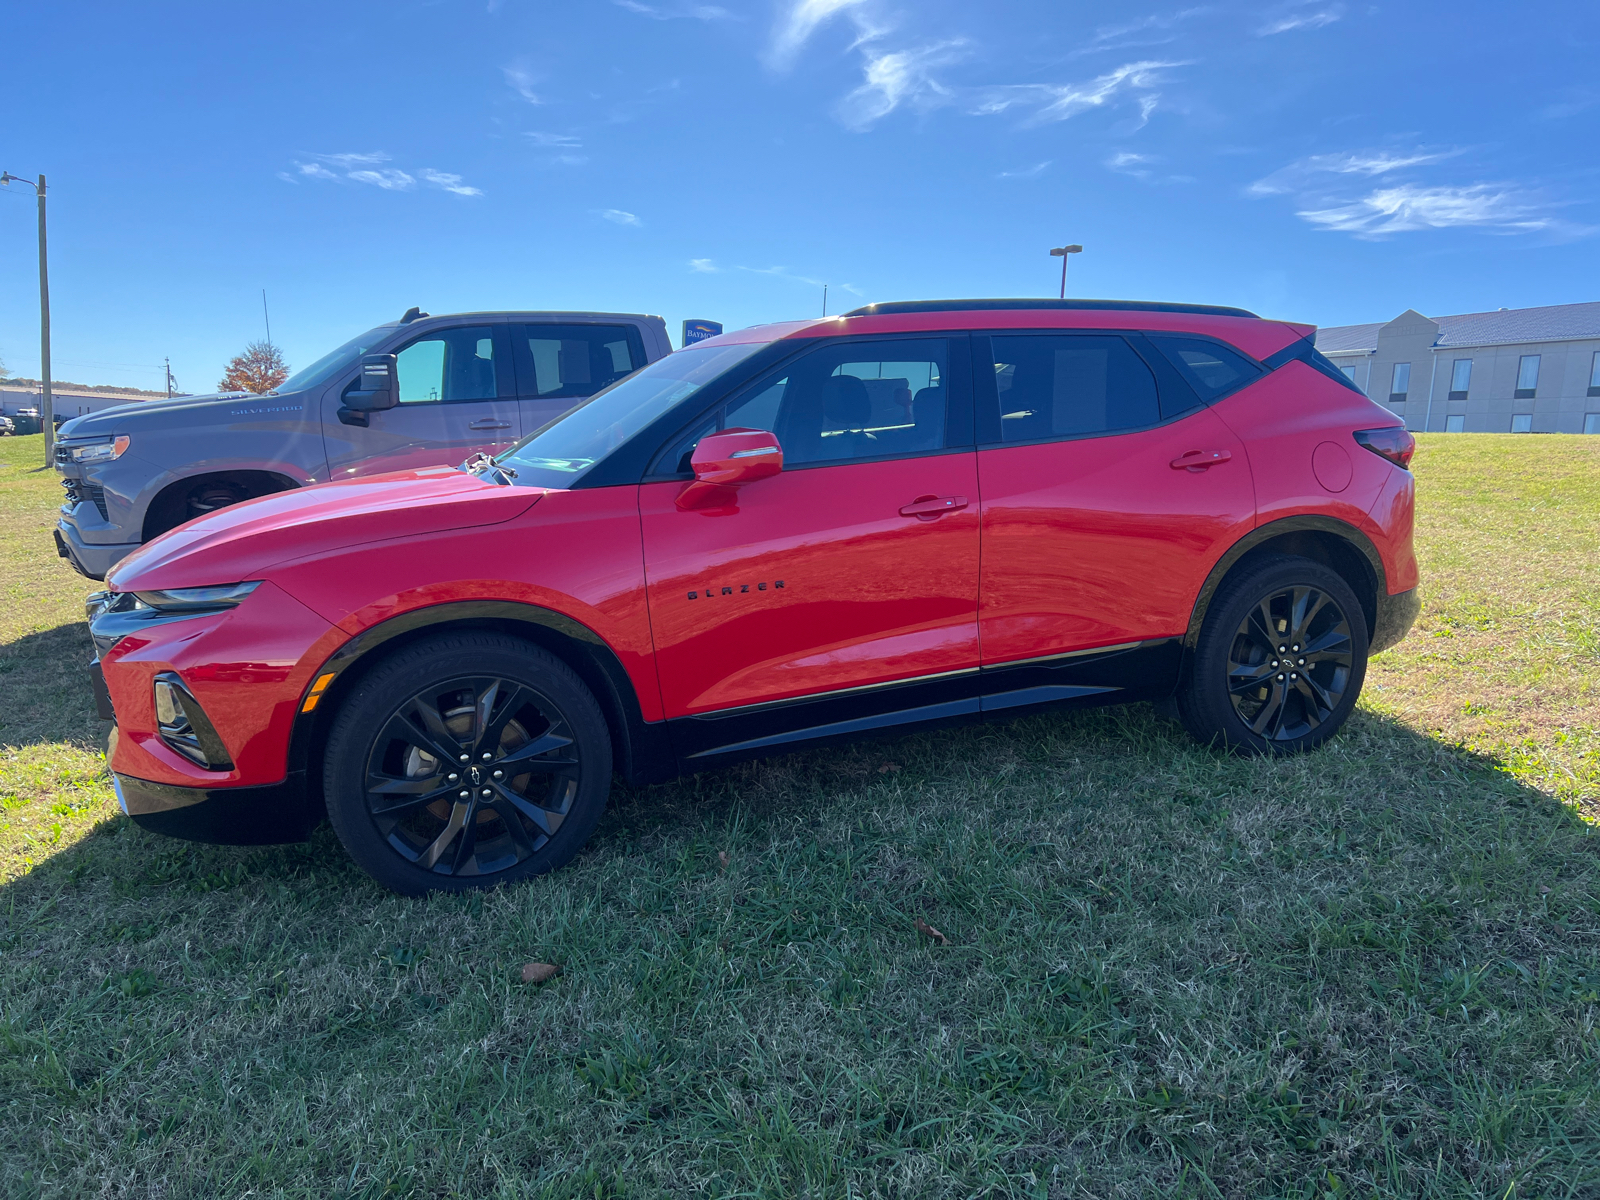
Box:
[1049,243,1082,299]
[2,171,51,464]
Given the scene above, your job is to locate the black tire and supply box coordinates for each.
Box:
[1176,555,1368,755]
[186,481,246,521]
[322,631,613,895]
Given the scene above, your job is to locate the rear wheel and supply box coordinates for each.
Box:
[323,632,613,895]
[1176,555,1367,755]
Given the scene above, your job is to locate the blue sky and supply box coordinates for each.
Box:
[2,0,1597,392]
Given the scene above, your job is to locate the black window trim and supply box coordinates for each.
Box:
[1262,335,1366,396]
[1144,331,1267,407]
[971,328,1207,449]
[638,332,976,483]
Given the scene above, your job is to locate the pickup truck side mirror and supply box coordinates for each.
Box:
[677,428,782,511]
[338,354,399,427]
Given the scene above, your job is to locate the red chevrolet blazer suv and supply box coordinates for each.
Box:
[88,299,1419,894]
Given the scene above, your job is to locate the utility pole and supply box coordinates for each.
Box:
[165,357,175,401]
[262,289,272,345]
[822,284,828,317]
[2,171,51,462]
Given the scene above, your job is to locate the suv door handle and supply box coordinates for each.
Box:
[899,494,969,519]
[468,419,513,431]
[1170,449,1232,472]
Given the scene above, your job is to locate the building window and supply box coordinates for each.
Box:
[1445,414,1465,432]
[1584,413,1600,434]
[1511,414,1533,433]
[1340,365,1357,384]
[1449,358,1471,401]
[1515,354,1539,399]
[1389,362,1411,403]
[1589,351,1600,398]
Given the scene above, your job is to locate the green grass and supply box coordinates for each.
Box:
[2,430,1598,1198]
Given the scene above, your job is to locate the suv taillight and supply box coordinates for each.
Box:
[1354,426,1415,469]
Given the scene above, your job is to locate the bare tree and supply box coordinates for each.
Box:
[218,342,289,394]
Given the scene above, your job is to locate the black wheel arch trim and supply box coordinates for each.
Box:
[287,601,675,798]
[1186,515,1394,651]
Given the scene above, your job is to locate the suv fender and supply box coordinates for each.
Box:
[1185,515,1393,654]
[286,601,675,810]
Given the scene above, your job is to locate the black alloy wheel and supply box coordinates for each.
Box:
[1175,554,1369,755]
[323,632,612,894]
[366,675,581,877]
[1225,585,1354,742]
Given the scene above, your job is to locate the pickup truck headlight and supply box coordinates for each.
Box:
[67,435,132,464]
[133,581,261,611]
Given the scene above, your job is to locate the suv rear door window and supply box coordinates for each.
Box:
[984,334,1159,442]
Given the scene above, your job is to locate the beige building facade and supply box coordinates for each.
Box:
[1315,302,1600,434]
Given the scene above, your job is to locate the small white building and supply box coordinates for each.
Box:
[0,384,158,425]
[1315,302,1600,434]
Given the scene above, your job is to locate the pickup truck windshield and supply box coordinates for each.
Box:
[495,340,770,489]
[279,324,392,393]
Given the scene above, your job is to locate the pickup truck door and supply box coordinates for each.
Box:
[321,323,521,479]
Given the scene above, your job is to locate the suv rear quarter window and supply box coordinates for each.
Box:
[1147,335,1263,403]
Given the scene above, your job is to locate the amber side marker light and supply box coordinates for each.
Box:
[301,673,336,713]
[1353,426,1416,469]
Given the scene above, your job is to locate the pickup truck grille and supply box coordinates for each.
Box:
[62,478,108,521]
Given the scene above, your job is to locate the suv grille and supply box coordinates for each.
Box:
[62,478,109,521]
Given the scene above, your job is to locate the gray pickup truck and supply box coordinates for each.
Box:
[53,308,672,579]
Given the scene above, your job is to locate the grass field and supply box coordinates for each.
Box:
[1,430,1597,1198]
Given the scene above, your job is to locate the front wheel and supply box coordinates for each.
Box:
[322,632,613,895]
[1176,555,1368,755]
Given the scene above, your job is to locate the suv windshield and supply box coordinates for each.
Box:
[278,324,394,393]
[495,340,771,489]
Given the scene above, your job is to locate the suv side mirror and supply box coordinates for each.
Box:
[678,428,782,511]
[338,354,399,427]
[690,428,783,486]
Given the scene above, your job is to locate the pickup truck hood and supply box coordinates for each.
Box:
[108,469,545,591]
[58,390,313,438]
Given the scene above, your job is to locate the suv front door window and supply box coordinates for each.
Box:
[323,324,521,479]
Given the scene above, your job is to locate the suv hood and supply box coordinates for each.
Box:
[107,469,545,591]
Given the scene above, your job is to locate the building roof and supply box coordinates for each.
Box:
[1317,300,1600,354]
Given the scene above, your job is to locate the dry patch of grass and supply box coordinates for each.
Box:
[1,431,1597,1198]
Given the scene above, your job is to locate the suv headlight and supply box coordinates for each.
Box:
[133,581,261,611]
[68,435,132,464]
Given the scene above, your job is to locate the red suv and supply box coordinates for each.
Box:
[90,300,1419,894]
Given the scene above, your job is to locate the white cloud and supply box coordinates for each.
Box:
[1072,7,1211,57]
[768,0,871,67]
[837,39,966,129]
[286,154,479,197]
[1105,150,1192,184]
[1247,148,1461,196]
[689,258,719,272]
[525,132,582,147]
[600,209,642,226]
[614,0,731,18]
[502,64,542,103]
[1258,2,1345,35]
[998,161,1050,180]
[418,169,484,197]
[974,60,1181,127]
[347,168,416,190]
[1297,184,1558,237]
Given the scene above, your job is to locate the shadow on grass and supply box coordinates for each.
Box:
[0,621,105,751]
[5,698,1590,906]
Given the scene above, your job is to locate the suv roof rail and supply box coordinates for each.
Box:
[842,298,1261,319]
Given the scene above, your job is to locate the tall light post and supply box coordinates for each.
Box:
[1049,243,1082,300]
[1,171,51,464]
